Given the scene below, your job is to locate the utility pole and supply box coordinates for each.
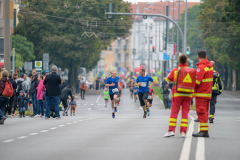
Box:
[184,0,188,55]
[4,0,11,71]
[12,48,15,74]
[165,6,169,77]
[177,0,180,57]
[147,29,150,75]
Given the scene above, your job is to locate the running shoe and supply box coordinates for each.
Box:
[143,112,147,118]
[148,112,150,116]
[114,107,117,112]
[181,132,186,138]
[112,113,115,118]
[163,131,175,137]
[146,107,150,113]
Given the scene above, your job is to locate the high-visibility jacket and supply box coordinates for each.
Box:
[166,63,193,99]
[195,59,213,99]
[212,70,222,95]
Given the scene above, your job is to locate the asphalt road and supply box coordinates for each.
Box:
[0,89,239,160]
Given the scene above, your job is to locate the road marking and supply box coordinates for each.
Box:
[29,133,39,136]
[88,108,91,110]
[96,90,104,103]
[84,104,87,106]
[88,118,93,120]
[97,104,105,105]
[139,107,142,110]
[73,121,78,123]
[66,123,72,125]
[78,120,83,122]
[84,119,89,120]
[50,127,57,130]
[2,139,15,143]
[91,104,94,105]
[179,116,194,160]
[40,130,49,133]
[58,125,65,127]
[17,136,28,139]
[196,137,205,160]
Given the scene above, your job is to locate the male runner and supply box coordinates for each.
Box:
[147,86,155,116]
[129,79,134,98]
[105,71,121,118]
[135,69,154,118]
[133,85,139,102]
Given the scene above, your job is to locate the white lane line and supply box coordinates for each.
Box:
[78,120,83,122]
[196,137,205,160]
[29,133,39,136]
[84,104,87,106]
[84,119,89,120]
[88,108,91,110]
[66,123,72,125]
[40,130,49,133]
[139,107,142,110]
[97,104,104,105]
[58,125,65,127]
[2,139,15,143]
[17,136,28,139]
[179,116,194,160]
[73,121,78,123]
[96,90,104,103]
[91,104,94,105]
[88,118,93,120]
[50,127,57,130]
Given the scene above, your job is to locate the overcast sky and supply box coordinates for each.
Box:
[124,0,201,3]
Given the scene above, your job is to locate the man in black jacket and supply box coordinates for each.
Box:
[29,69,38,117]
[44,65,61,119]
[61,85,73,116]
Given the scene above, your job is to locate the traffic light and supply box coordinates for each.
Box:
[186,47,190,55]
[107,3,114,20]
[152,46,155,52]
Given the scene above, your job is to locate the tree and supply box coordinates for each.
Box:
[15,0,133,89]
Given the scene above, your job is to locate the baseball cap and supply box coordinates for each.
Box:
[20,90,24,93]
[45,70,49,73]
[20,73,24,77]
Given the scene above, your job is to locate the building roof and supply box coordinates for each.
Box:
[131,1,200,21]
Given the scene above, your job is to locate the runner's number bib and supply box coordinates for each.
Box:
[112,88,119,93]
[140,82,147,87]
[148,96,151,99]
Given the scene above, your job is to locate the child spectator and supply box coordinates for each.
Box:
[103,88,109,107]
[17,90,28,118]
[69,96,77,116]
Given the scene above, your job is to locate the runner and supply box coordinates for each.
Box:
[133,85,138,102]
[129,79,134,98]
[147,86,155,116]
[105,71,121,118]
[135,69,154,118]
[103,88,109,107]
[119,82,123,97]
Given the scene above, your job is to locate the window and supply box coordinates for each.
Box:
[149,37,153,44]
[145,23,147,30]
[109,45,112,51]
[145,38,147,44]
[150,23,153,30]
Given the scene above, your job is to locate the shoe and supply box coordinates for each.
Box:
[114,107,117,112]
[34,114,40,118]
[73,113,75,116]
[148,112,150,116]
[194,118,199,122]
[112,113,115,118]
[209,118,214,123]
[146,107,150,113]
[105,104,107,107]
[45,117,49,119]
[164,131,175,137]
[70,114,72,116]
[62,113,65,116]
[192,131,209,137]
[56,117,61,119]
[0,116,7,124]
[143,112,147,118]
[66,113,68,116]
[30,114,35,117]
[181,132,186,138]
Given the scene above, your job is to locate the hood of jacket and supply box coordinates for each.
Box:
[196,59,212,68]
[17,78,24,83]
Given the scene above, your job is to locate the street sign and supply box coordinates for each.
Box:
[43,53,49,70]
[24,62,32,70]
[167,44,175,55]
[35,61,42,70]
[163,50,170,60]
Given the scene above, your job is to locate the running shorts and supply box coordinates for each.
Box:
[138,92,149,106]
[110,92,119,101]
[147,99,153,104]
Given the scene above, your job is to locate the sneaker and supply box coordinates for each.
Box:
[146,107,150,113]
[112,113,115,118]
[30,114,35,117]
[70,114,72,116]
[56,117,61,119]
[62,113,65,116]
[209,118,214,123]
[73,113,75,116]
[163,131,175,137]
[181,132,186,138]
[66,113,68,116]
[192,131,209,137]
[114,107,117,112]
[34,114,41,118]
[194,118,199,122]
[143,112,147,118]
[45,117,49,119]
[148,112,150,116]
[105,104,107,108]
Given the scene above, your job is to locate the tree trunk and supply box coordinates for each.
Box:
[68,61,77,93]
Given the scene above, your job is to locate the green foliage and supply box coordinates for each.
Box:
[12,35,35,62]
[15,53,24,68]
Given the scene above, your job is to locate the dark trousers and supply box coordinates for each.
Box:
[61,98,68,110]
[13,93,18,114]
[6,95,14,115]
[209,95,217,115]
[81,89,85,99]
[0,97,9,120]
[46,96,60,118]
[164,98,169,109]
[76,84,80,94]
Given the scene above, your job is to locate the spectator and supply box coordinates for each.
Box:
[44,65,61,119]
[0,67,2,79]
[17,90,28,118]
[61,84,73,116]
[24,74,31,110]
[59,79,66,92]
[35,75,45,117]
[79,79,85,100]
[162,85,170,110]
[12,74,18,115]
[29,69,39,117]
[5,74,17,116]
[161,78,168,91]
[0,70,10,124]
[69,96,77,116]
[95,77,100,94]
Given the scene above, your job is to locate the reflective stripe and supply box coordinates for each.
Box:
[173,93,193,98]
[177,88,194,93]
[200,127,209,131]
[170,118,177,122]
[194,93,212,98]
[181,119,188,122]
[169,123,177,126]
[180,123,188,127]
[202,78,213,82]
[204,67,213,72]
[209,115,214,118]
[196,80,201,85]
[200,123,208,126]
[166,77,170,83]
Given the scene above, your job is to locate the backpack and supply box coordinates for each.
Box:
[176,67,196,94]
[16,81,23,93]
[84,84,87,91]
[79,84,83,90]
[0,80,14,97]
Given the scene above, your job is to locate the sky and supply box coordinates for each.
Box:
[124,0,201,3]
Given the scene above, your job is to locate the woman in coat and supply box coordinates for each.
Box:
[36,75,45,117]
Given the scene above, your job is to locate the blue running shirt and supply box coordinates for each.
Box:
[105,77,119,94]
[136,75,153,93]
